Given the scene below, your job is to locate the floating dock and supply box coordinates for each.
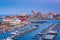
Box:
[43,35,55,40]
[5,27,37,40]
[31,24,58,40]
[38,24,60,40]
[48,30,57,35]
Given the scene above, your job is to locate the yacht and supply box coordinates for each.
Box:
[31,20,47,23]
[6,37,13,40]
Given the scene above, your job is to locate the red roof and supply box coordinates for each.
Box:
[19,18,26,21]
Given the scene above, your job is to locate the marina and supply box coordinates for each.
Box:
[0,14,60,40]
[0,20,60,40]
[6,27,37,40]
[0,0,60,40]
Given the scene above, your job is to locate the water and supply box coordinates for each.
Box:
[14,20,60,40]
[49,20,60,40]
[0,31,11,40]
[14,23,51,40]
[55,31,60,40]
[0,20,60,40]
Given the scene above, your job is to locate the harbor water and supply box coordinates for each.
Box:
[0,20,60,40]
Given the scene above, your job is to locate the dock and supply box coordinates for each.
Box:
[39,24,60,40]
[30,24,60,40]
[5,27,37,40]
[31,24,58,40]
[41,24,56,33]
[40,24,57,40]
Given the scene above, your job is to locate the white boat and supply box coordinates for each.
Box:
[10,31,20,37]
[15,31,20,35]
[10,32,17,38]
[48,30,57,35]
[43,35,55,40]
[11,32,17,35]
[6,37,13,40]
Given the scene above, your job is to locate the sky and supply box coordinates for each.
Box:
[0,0,60,15]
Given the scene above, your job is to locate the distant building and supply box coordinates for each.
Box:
[31,10,36,18]
[2,17,13,22]
[18,13,26,22]
[19,13,26,17]
[53,14,60,19]
[47,12,53,19]
[0,17,3,24]
[20,17,26,22]
[1,24,8,31]
[37,12,43,19]
[12,16,21,23]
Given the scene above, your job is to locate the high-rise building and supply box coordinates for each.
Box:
[37,12,43,19]
[31,10,36,18]
[47,12,53,19]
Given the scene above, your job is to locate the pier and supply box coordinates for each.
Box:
[38,24,60,40]
[39,24,57,40]
[0,20,60,40]
[6,27,37,40]
[31,24,57,40]
[41,24,56,33]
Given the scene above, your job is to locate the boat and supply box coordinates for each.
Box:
[47,30,57,35]
[11,32,17,35]
[19,27,36,35]
[37,32,46,35]
[10,32,18,38]
[42,35,55,40]
[34,25,39,27]
[6,27,36,39]
[31,20,47,23]
[6,37,13,40]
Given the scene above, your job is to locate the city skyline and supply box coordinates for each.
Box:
[0,0,60,16]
